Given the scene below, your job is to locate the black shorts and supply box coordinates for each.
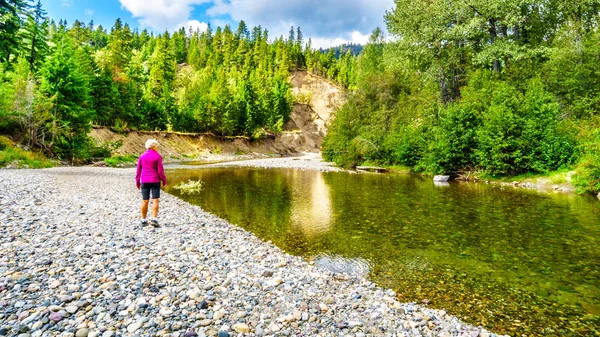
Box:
[141,182,161,200]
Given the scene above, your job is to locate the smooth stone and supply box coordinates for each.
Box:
[265,278,283,287]
[199,319,212,327]
[213,311,225,321]
[101,331,114,337]
[217,332,229,337]
[49,312,63,322]
[127,322,142,333]
[233,323,250,333]
[75,328,89,337]
[17,311,29,322]
[184,332,198,337]
[197,301,208,310]
[66,306,79,314]
[348,321,363,328]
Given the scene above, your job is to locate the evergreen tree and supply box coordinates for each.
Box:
[39,36,94,159]
[20,0,48,71]
[0,0,27,63]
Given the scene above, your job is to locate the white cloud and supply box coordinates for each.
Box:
[118,0,212,31]
[118,0,393,47]
[310,31,370,49]
[176,20,209,35]
[61,0,72,7]
[206,0,393,47]
[85,9,94,16]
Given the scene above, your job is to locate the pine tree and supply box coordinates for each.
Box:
[0,0,27,63]
[39,35,94,159]
[20,0,49,71]
[107,19,133,75]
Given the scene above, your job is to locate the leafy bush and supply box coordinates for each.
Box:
[322,98,363,168]
[572,116,600,194]
[473,75,577,175]
[294,90,313,106]
[417,103,480,174]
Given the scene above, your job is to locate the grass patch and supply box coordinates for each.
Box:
[359,160,412,174]
[0,136,54,168]
[104,154,138,167]
[480,168,573,184]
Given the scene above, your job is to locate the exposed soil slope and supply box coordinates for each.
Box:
[91,71,344,159]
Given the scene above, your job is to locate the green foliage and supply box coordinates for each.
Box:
[573,116,600,194]
[39,35,95,160]
[0,136,54,168]
[20,0,49,71]
[294,90,313,106]
[474,76,577,175]
[1,2,358,162]
[103,154,138,167]
[322,1,596,181]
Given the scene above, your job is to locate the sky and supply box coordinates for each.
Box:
[43,0,395,49]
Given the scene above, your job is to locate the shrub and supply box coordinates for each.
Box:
[572,116,600,194]
[0,136,54,168]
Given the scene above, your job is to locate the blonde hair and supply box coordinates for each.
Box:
[145,139,159,149]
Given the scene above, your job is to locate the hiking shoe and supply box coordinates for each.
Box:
[141,219,148,227]
[150,218,160,228]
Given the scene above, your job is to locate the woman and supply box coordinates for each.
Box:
[135,139,167,227]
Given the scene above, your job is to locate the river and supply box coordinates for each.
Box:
[165,167,600,336]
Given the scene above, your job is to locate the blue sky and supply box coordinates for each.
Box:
[43,0,395,48]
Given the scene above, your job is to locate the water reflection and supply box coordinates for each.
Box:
[165,168,600,336]
[289,170,332,236]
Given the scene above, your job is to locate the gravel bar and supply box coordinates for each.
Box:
[0,166,504,337]
[167,153,342,172]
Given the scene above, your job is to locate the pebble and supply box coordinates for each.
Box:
[75,328,89,337]
[233,323,248,333]
[127,322,142,333]
[0,167,504,337]
[49,312,63,322]
[199,319,212,327]
[66,306,79,314]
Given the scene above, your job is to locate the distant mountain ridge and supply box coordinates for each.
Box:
[319,43,364,58]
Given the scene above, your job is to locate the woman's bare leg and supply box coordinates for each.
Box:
[151,199,159,218]
[141,200,150,219]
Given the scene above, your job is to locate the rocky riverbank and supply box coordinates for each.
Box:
[1,166,504,337]
[166,152,341,172]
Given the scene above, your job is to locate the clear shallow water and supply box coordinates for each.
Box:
[165,168,600,336]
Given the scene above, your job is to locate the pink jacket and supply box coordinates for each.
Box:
[135,149,167,187]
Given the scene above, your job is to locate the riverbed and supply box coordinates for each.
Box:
[0,165,500,337]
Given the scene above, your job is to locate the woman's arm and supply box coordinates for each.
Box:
[158,156,167,186]
[135,157,142,188]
